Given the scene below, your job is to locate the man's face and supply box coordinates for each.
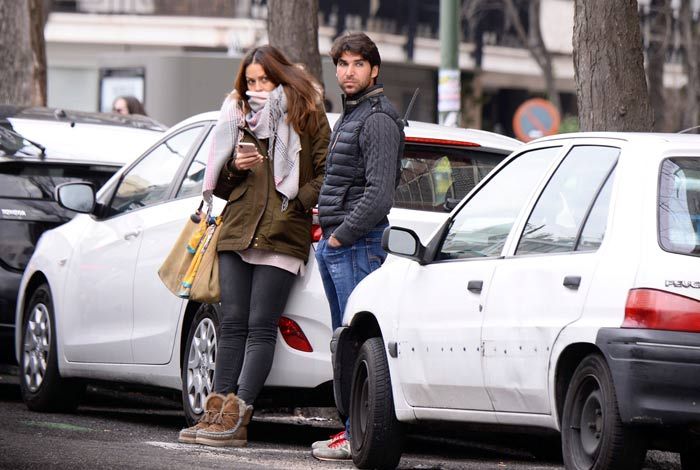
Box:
[336,51,379,96]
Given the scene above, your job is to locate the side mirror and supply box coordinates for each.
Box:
[55,182,96,214]
[381,226,426,264]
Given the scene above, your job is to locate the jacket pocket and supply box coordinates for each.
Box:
[227,183,248,203]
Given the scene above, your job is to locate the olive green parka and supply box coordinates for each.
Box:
[215,109,329,263]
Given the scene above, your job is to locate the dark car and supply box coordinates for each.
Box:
[0,106,164,359]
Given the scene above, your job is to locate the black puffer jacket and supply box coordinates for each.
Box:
[318,85,404,245]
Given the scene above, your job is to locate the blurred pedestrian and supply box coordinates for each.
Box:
[112,95,147,116]
[311,32,405,461]
[177,45,330,448]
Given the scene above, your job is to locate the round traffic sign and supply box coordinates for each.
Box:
[512,98,560,142]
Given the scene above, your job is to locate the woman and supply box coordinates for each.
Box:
[178,45,329,447]
[111,95,147,115]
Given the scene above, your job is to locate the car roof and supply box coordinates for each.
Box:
[531,131,700,145]
[0,106,165,166]
[168,111,522,154]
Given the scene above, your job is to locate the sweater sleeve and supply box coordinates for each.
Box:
[332,112,401,245]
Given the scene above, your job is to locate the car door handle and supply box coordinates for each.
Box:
[467,280,483,293]
[123,229,142,240]
[563,276,581,289]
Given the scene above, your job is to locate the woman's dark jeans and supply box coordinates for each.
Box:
[213,251,295,404]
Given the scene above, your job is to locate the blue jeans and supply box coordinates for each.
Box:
[316,225,388,438]
[315,225,388,332]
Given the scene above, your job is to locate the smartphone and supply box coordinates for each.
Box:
[238,142,257,153]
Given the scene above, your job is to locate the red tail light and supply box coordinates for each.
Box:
[623,289,700,333]
[278,316,313,352]
[311,207,322,242]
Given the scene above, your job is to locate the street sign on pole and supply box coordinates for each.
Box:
[512,98,560,142]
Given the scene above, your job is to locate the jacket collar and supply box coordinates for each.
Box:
[342,84,384,110]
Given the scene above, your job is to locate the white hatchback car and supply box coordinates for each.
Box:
[14,111,520,424]
[333,133,700,469]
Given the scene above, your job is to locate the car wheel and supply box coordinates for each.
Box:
[20,284,84,412]
[562,353,646,470]
[349,337,402,470]
[181,304,219,426]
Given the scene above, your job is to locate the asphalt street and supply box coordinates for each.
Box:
[0,371,682,470]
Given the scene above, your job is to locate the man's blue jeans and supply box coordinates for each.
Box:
[315,225,388,332]
[316,225,388,439]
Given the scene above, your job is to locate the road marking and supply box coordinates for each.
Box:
[23,420,92,432]
[145,441,308,456]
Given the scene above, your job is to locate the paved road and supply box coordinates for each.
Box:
[0,374,681,470]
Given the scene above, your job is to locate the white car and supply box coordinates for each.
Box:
[14,111,520,425]
[333,132,700,470]
[1,107,164,358]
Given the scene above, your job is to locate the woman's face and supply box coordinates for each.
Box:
[245,63,276,92]
[112,98,129,115]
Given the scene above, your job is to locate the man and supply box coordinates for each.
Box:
[311,32,405,461]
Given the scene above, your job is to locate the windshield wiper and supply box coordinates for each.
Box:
[0,126,46,157]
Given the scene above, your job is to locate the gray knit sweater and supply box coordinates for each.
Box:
[318,85,404,245]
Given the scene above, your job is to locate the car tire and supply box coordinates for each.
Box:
[349,337,402,470]
[19,284,84,412]
[562,353,646,470]
[181,303,219,427]
[680,437,700,470]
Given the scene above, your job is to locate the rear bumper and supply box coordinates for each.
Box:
[597,328,700,427]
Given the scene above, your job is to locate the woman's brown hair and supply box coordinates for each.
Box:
[232,45,321,134]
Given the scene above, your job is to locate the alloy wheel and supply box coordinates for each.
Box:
[185,318,217,414]
[22,303,51,392]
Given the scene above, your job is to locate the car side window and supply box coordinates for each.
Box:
[516,145,619,255]
[438,146,561,260]
[659,157,700,256]
[395,145,504,212]
[577,169,615,252]
[109,126,203,215]
[177,127,213,199]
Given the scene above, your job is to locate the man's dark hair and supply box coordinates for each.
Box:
[330,32,381,69]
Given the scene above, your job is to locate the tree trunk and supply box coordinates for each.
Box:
[503,0,561,114]
[573,0,653,131]
[29,0,47,105]
[680,0,700,130]
[0,1,32,105]
[646,0,671,131]
[0,0,46,106]
[267,0,323,86]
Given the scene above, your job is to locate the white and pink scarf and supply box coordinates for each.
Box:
[202,85,301,208]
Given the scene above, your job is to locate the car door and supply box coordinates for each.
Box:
[131,124,212,364]
[395,146,562,410]
[481,144,619,414]
[62,126,204,364]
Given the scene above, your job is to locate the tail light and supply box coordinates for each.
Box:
[278,316,313,352]
[623,289,700,333]
[311,207,322,242]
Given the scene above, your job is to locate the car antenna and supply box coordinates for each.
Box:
[401,88,420,128]
[678,125,700,134]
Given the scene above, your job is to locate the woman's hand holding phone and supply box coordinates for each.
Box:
[234,142,264,170]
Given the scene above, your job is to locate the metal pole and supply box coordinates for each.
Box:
[438,0,461,126]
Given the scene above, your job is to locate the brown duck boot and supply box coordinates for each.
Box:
[195,393,253,447]
[177,393,225,444]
